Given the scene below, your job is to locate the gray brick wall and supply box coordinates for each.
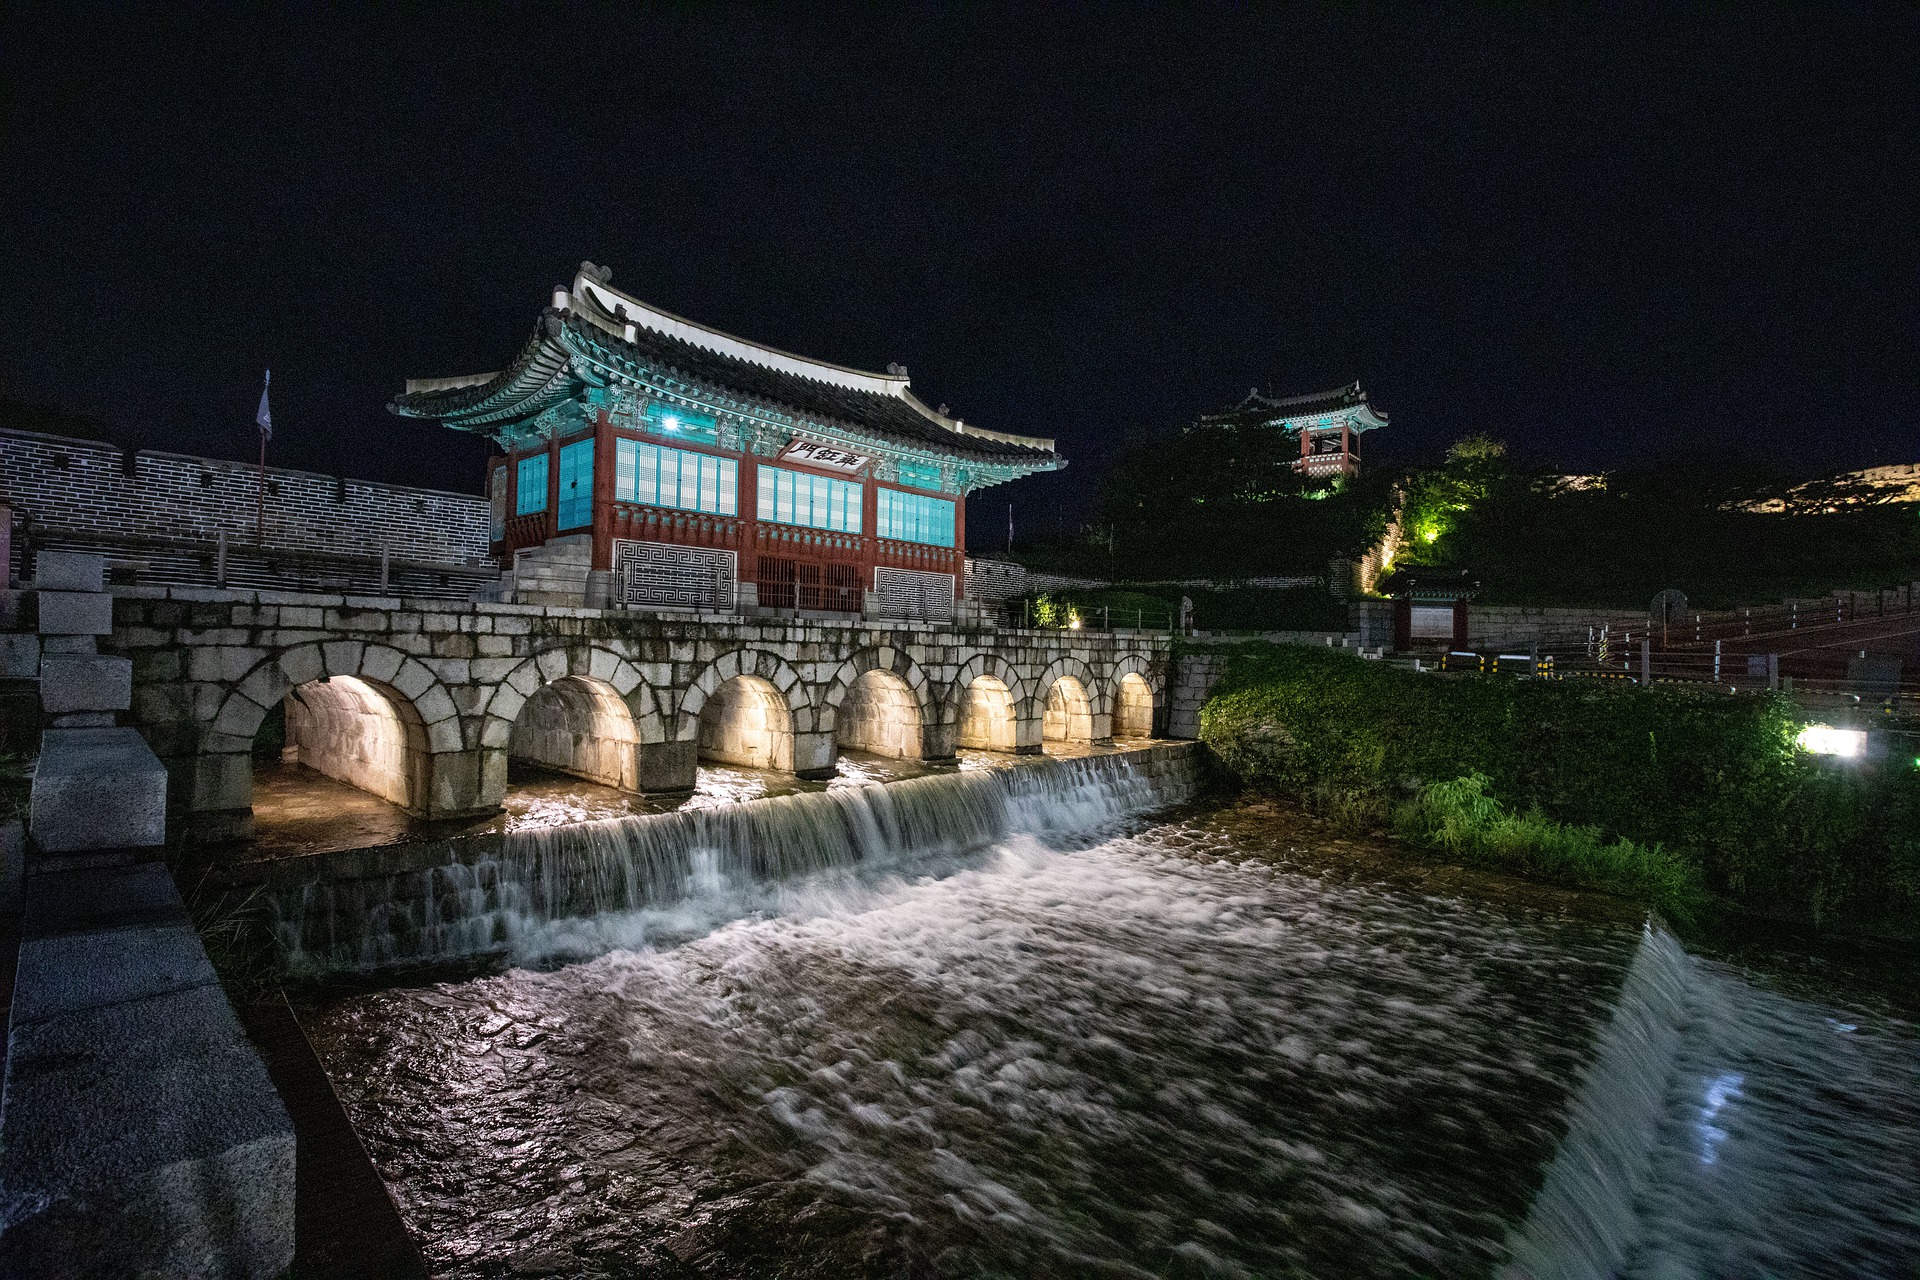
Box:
[0,427,490,566]
[1167,651,1227,739]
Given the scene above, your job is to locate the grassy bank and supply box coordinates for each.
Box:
[1198,644,1920,935]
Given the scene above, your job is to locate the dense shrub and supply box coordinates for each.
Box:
[1199,643,1920,932]
[1394,774,1706,926]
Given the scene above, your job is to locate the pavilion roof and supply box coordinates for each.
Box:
[392,265,1061,468]
[1200,380,1388,432]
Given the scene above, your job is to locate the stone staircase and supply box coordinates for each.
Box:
[477,534,599,606]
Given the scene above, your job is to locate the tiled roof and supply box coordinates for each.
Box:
[1202,381,1387,428]
[565,313,1055,463]
[394,291,1058,466]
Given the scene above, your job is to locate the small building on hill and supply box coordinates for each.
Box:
[1201,381,1387,479]
[1379,568,1479,651]
[390,262,1064,616]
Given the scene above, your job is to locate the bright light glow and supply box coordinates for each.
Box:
[1796,725,1865,757]
[1695,1072,1744,1165]
[661,414,680,430]
[1068,617,1083,630]
[1421,528,1439,543]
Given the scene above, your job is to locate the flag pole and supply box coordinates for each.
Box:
[255,369,272,547]
[256,427,266,546]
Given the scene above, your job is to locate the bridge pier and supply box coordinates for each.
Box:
[633,739,699,793]
[792,731,838,781]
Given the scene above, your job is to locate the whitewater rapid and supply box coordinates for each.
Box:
[302,769,1920,1277]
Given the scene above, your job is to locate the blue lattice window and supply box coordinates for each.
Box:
[515,454,549,515]
[616,439,738,515]
[557,438,594,529]
[756,465,862,533]
[877,487,955,547]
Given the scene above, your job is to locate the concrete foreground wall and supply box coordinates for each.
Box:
[100,586,1173,838]
[3,550,295,1276]
[0,864,295,1279]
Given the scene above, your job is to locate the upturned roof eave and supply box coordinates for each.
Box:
[393,307,1061,466]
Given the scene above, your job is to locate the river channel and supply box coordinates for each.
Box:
[298,753,1920,1278]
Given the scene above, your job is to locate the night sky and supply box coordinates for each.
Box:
[4,7,1916,545]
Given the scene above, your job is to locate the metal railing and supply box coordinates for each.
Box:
[1007,599,1178,634]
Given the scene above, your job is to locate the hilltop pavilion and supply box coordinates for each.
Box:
[391,262,1063,616]
[1201,381,1388,479]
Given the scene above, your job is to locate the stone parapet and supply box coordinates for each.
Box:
[29,727,168,852]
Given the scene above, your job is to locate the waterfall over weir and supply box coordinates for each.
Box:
[299,752,1920,1276]
[273,746,1200,974]
[1506,925,1920,1278]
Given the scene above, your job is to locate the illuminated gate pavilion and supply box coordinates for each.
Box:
[1201,381,1388,479]
[391,262,1063,618]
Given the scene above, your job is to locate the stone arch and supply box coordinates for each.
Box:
[1106,653,1164,740]
[472,645,664,804]
[676,648,831,777]
[948,652,1037,754]
[508,676,644,791]
[478,646,664,750]
[820,646,940,760]
[674,648,812,739]
[283,674,430,810]
[1035,654,1100,745]
[698,675,795,771]
[197,641,477,822]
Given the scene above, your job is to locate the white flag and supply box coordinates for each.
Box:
[256,369,272,440]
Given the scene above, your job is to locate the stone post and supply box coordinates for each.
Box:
[27,551,166,854]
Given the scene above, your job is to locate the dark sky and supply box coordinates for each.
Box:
[4,6,1916,544]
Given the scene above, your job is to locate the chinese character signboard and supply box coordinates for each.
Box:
[778,439,871,474]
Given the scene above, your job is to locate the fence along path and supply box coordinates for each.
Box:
[1470,585,1920,701]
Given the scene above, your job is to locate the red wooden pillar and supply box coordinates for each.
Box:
[1452,598,1471,649]
[1300,427,1312,468]
[952,489,967,596]
[1340,422,1352,475]
[590,409,616,570]
[1393,599,1412,652]
[861,472,880,596]
[738,453,760,583]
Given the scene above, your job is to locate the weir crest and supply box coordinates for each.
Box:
[273,744,1202,973]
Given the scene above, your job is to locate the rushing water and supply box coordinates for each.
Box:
[304,757,1920,1278]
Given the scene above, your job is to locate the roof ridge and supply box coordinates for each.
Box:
[572,269,913,399]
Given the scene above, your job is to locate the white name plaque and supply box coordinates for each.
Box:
[778,439,870,474]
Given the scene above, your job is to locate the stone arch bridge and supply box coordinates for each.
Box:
[103,586,1172,839]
